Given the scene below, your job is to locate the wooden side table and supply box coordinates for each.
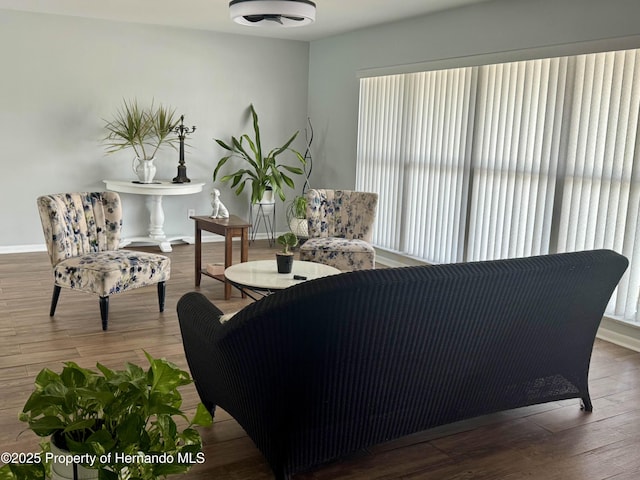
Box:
[192,215,251,300]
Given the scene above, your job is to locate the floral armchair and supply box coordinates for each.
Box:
[299,189,378,271]
[37,192,170,330]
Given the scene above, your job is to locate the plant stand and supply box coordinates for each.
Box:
[250,201,276,247]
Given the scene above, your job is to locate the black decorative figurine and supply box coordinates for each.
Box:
[172,115,196,183]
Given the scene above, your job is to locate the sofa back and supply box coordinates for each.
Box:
[178,249,627,479]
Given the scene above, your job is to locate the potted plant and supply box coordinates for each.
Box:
[0,463,45,479]
[285,194,308,240]
[103,99,180,184]
[276,232,298,274]
[213,104,306,204]
[1,352,212,480]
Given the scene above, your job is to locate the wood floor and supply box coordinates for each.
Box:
[1,240,640,479]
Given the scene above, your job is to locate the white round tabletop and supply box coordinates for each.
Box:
[225,259,341,291]
[104,179,205,195]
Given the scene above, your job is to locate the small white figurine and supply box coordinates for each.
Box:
[210,188,230,218]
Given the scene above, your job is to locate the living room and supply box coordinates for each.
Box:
[2,0,640,478]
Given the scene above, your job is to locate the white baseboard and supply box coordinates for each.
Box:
[0,244,47,254]
[375,247,430,269]
[0,231,283,255]
[597,316,640,352]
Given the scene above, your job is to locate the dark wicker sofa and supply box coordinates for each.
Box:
[177,250,627,479]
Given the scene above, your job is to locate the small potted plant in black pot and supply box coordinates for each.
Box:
[276,232,298,274]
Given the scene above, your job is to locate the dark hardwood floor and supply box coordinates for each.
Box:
[1,240,640,479]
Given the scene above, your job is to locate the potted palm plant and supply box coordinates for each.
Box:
[276,232,298,274]
[0,352,212,480]
[103,99,180,184]
[213,104,306,204]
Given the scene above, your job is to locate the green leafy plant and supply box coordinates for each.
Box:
[285,194,309,239]
[103,99,180,160]
[286,195,307,221]
[277,232,299,255]
[0,463,45,480]
[213,104,306,204]
[2,352,212,480]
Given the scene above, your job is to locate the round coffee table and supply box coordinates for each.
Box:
[224,259,341,298]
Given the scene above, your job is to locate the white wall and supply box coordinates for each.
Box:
[0,9,309,249]
[306,0,640,190]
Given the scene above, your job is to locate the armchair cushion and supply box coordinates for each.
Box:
[299,237,375,271]
[53,251,170,297]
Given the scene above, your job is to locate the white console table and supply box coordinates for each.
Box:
[104,180,205,252]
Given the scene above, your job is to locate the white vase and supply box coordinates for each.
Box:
[132,157,157,183]
[259,188,274,204]
[50,439,98,480]
[289,217,308,238]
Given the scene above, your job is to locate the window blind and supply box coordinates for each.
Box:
[468,57,566,261]
[357,48,640,322]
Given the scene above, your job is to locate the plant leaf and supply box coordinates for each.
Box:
[250,104,263,162]
[191,403,213,427]
[215,138,233,151]
[281,172,295,189]
[269,130,299,159]
[213,156,230,181]
[28,415,65,436]
[146,353,191,394]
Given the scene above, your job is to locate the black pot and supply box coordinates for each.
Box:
[276,253,294,274]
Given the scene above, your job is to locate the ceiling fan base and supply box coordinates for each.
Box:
[229,0,316,27]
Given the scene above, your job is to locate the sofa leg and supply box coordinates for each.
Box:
[157,281,166,312]
[49,285,61,316]
[100,296,109,331]
[581,395,593,412]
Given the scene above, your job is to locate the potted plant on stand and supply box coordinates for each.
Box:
[213,104,306,205]
[285,195,308,242]
[0,352,212,480]
[103,99,180,184]
[276,232,298,274]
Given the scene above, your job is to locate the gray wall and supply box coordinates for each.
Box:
[307,0,640,191]
[5,0,640,250]
[0,9,309,249]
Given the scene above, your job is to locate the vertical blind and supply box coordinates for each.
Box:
[356,48,640,322]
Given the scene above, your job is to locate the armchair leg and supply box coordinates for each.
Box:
[157,281,166,312]
[49,285,61,317]
[99,296,109,331]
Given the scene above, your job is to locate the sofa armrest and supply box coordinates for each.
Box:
[177,292,230,413]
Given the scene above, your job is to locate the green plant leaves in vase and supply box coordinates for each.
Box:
[103,99,180,160]
[213,104,306,204]
[6,351,213,480]
[277,231,299,254]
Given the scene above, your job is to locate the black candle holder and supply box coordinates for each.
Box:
[172,115,196,183]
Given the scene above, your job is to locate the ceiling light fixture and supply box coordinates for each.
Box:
[229,0,316,27]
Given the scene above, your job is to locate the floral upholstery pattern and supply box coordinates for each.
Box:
[37,192,123,266]
[299,189,378,271]
[53,251,169,297]
[37,192,170,329]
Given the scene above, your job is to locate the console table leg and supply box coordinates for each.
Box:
[147,195,166,240]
